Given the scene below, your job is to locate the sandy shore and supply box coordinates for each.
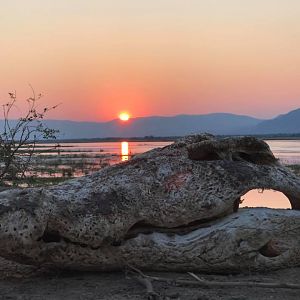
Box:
[0,258,299,300]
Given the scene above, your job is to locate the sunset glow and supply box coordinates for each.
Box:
[1,1,300,121]
[119,112,130,121]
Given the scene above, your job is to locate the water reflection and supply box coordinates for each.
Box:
[121,141,129,161]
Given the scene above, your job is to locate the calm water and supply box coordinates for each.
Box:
[265,140,300,164]
[42,139,300,164]
[36,139,300,209]
[39,141,170,157]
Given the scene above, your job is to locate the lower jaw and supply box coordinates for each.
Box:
[32,208,300,273]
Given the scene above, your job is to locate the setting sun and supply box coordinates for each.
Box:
[119,112,130,121]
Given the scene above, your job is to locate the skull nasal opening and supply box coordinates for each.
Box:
[240,189,291,209]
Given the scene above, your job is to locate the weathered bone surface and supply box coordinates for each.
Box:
[0,134,300,272]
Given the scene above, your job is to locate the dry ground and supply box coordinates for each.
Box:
[0,258,299,300]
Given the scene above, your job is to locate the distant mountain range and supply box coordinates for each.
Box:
[1,108,300,139]
[42,113,263,139]
[252,108,300,134]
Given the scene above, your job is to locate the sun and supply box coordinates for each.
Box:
[119,112,130,121]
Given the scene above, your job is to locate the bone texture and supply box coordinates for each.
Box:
[0,134,299,272]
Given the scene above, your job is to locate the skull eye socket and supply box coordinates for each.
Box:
[188,145,221,161]
[233,152,255,163]
[191,151,221,161]
[233,152,277,165]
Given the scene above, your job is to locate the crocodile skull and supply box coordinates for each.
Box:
[0,134,299,272]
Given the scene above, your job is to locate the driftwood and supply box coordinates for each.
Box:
[0,134,300,272]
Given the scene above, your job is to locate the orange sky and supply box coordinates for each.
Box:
[1,0,300,121]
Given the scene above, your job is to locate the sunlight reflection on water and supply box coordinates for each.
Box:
[121,141,129,161]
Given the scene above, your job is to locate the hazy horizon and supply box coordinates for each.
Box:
[1,0,300,121]
[0,108,290,123]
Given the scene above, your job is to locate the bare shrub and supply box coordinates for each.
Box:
[0,86,59,185]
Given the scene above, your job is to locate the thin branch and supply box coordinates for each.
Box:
[0,87,59,185]
[187,272,206,282]
[147,272,300,290]
[127,264,160,300]
[126,265,300,290]
[135,277,160,300]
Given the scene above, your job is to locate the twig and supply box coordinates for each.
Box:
[127,264,160,299]
[187,272,206,282]
[136,276,160,300]
[127,265,300,293]
[174,272,300,289]
[127,263,147,277]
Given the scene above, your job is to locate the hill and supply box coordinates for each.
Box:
[252,108,300,134]
[40,113,262,139]
[2,109,300,139]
